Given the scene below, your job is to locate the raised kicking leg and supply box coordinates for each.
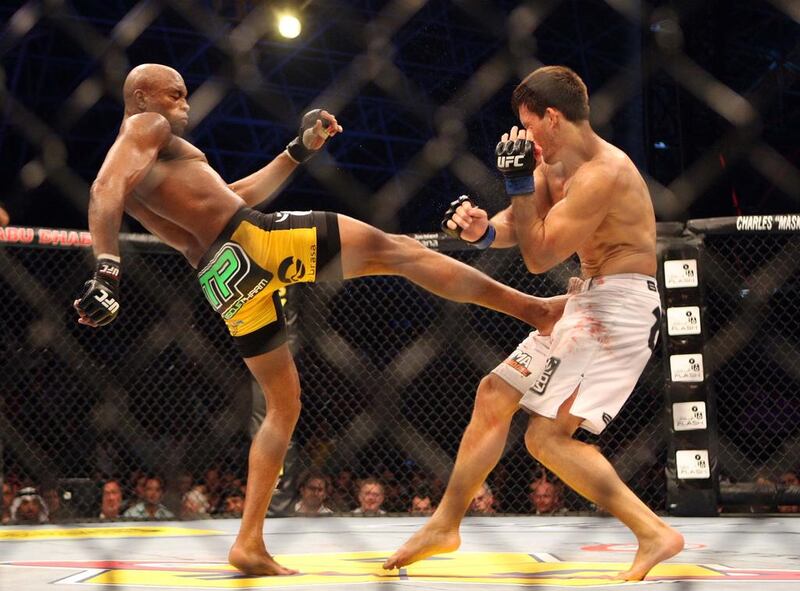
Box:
[384,375,520,569]
[335,215,566,334]
[228,344,301,576]
[524,389,684,581]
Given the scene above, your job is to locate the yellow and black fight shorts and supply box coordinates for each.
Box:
[197,208,342,357]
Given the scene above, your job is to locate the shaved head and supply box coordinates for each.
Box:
[122,64,189,134]
[123,64,183,111]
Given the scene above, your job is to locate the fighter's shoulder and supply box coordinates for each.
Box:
[578,148,631,187]
[120,113,172,144]
[571,158,619,192]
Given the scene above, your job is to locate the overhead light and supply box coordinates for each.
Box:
[277,13,301,39]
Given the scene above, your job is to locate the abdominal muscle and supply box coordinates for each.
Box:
[126,158,246,267]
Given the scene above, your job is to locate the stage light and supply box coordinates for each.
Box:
[277,13,301,39]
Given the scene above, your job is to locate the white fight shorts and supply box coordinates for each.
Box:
[492,273,662,434]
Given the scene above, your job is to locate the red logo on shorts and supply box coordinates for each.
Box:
[504,351,532,376]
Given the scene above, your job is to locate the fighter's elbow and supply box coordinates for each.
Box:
[522,252,551,274]
[89,180,125,211]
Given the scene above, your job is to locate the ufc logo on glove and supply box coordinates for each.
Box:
[497,154,527,168]
[93,289,119,313]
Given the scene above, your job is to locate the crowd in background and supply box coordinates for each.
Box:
[3,465,797,525]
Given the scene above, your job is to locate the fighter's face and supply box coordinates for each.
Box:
[519,104,552,161]
[146,75,190,136]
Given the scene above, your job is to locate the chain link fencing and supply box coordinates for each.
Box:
[697,224,800,511]
[0,232,667,519]
[0,0,798,525]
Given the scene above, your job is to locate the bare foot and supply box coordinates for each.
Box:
[229,541,299,576]
[617,525,684,581]
[383,524,460,570]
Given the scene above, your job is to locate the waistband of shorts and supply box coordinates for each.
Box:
[197,207,252,272]
[583,273,659,294]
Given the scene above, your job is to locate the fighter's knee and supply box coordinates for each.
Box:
[270,396,302,425]
[472,375,519,426]
[524,420,558,461]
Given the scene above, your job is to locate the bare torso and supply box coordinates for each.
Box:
[542,139,656,278]
[124,134,245,267]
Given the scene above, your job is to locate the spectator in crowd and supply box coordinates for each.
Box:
[163,470,194,515]
[470,482,497,515]
[10,487,49,524]
[203,467,223,513]
[409,488,435,516]
[0,202,9,227]
[41,485,70,521]
[382,477,406,513]
[181,486,212,519]
[123,476,175,519]
[750,474,776,513]
[100,480,124,520]
[294,473,333,515]
[352,478,386,516]
[222,488,246,518]
[529,479,567,515]
[3,480,18,524]
[778,471,799,514]
[330,468,357,512]
[130,472,148,508]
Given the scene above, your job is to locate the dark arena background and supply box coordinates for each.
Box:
[1,1,799,590]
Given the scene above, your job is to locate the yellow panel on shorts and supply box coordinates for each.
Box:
[0,525,221,541]
[224,287,278,337]
[231,221,318,289]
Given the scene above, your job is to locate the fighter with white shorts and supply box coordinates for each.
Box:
[493,274,661,433]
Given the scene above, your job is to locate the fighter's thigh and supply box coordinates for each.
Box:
[243,343,301,410]
[472,373,524,424]
[336,214,424,278]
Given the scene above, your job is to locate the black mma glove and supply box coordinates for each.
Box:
[495,138,535,196]
[440,195,496,250]
[76,255,121,326]
[286,109,332,163]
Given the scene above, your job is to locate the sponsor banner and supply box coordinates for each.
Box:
[676,449,711,479]
[663,259,698,289]
[0,525,222,542]
[667,306,701,336]
[673,401,707,431]
[735,214,800,232]
[0,226,92,247]
[670,354,704,382]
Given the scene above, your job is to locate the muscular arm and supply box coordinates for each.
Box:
[227,151,299,208]
[89,113,171,257]
[230,110,343,208]
[513,164,614,273]
[491,167,552,248]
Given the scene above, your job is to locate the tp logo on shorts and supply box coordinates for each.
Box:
[529,356,561,396]
[198,243,251,312]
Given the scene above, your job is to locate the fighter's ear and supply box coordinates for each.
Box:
[133,89,147,111]
[545,107,560,127]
